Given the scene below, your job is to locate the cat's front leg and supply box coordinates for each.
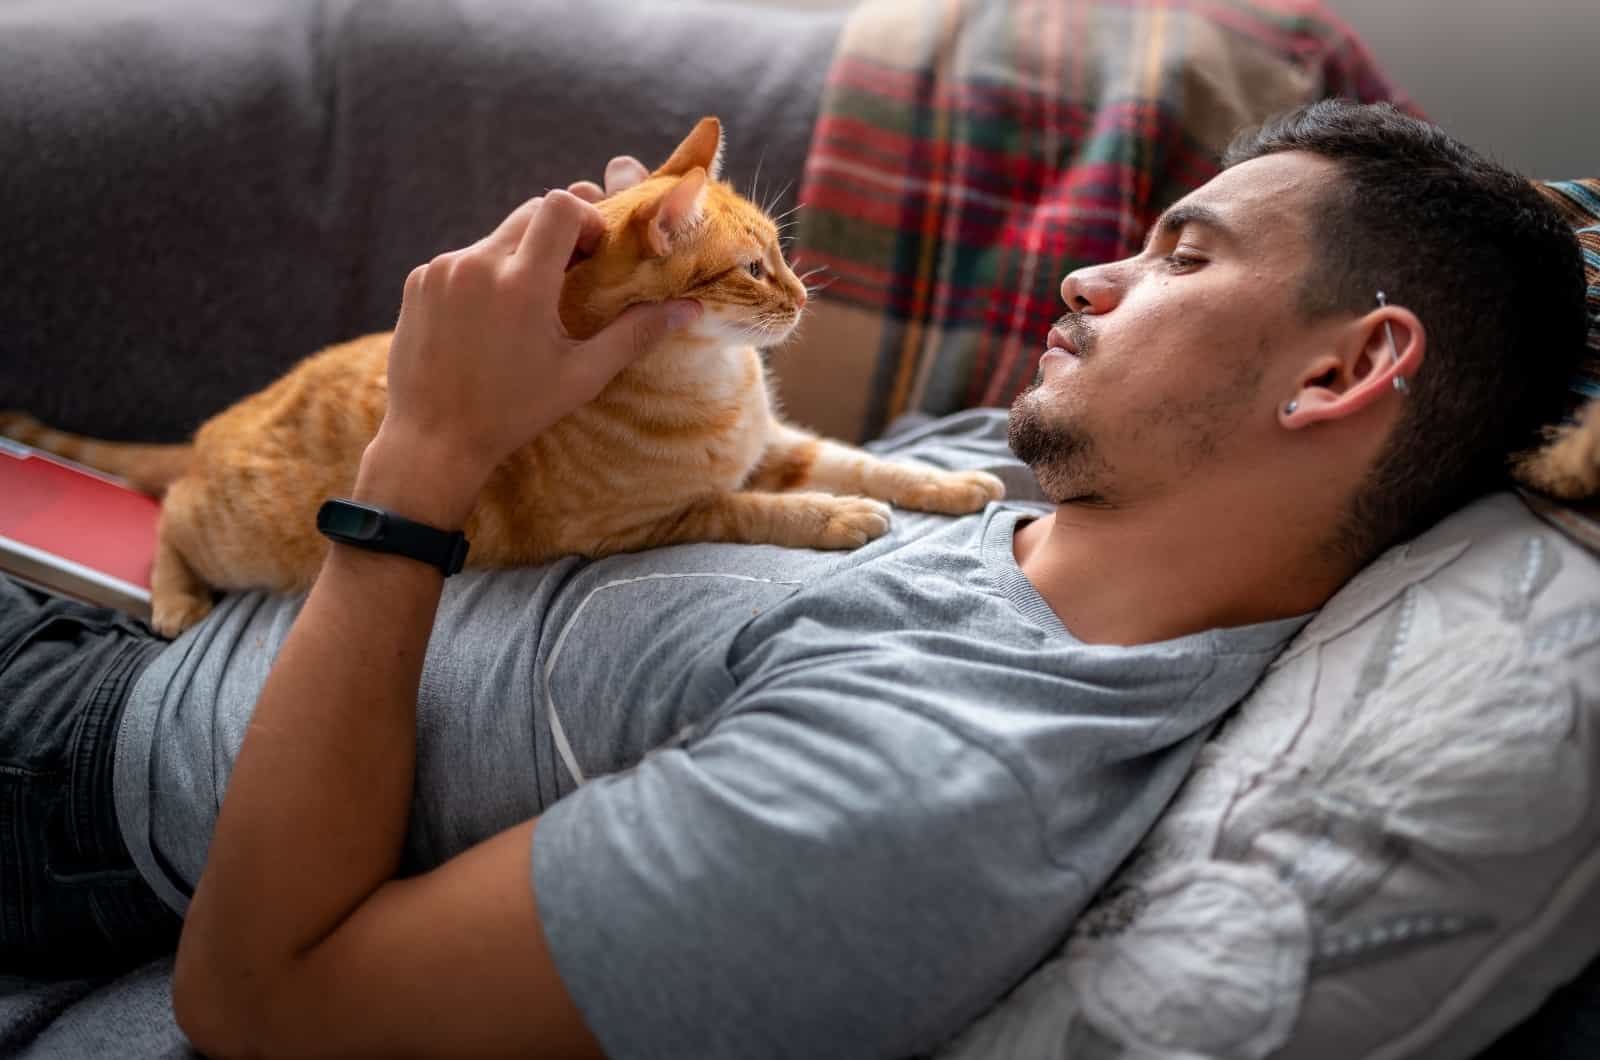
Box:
[750,423,1005,515]
[643,490,891,551]
[150,524,214,638]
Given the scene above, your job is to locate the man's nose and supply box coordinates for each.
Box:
[1060,265,1122,314]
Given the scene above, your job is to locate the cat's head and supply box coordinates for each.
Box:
[560,117,810,348]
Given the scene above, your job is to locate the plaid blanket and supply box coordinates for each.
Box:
[1537,179,1600,404]
[1519,178,1600,501]
[786,0,1411,443]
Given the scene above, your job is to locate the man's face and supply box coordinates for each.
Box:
[1008,151,1341,505]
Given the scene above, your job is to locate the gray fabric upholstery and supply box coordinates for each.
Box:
[0,0,842,443]
[0,958,188,1059]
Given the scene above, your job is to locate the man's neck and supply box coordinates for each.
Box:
[1012,484,1353,646]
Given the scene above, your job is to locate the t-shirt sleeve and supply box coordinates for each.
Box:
[530,674,1083,1060]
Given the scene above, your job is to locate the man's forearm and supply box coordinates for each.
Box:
[174,440,478,1038]
[170,190,685,1056]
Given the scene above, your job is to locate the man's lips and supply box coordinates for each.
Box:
[1045,325,1081,357]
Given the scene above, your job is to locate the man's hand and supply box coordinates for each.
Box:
[366,188,699,527]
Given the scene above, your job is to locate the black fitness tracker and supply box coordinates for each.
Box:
[316,498,469,576]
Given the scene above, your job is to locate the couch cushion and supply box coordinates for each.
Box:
[939,491,1600,1059]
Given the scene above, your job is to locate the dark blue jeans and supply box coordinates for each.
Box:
[0,576,179,976]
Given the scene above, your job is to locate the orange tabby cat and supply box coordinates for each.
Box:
[0,117,1004,637]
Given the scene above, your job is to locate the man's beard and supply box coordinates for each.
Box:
[1006,384,1107,504]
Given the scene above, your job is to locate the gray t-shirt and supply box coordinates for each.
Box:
[115,409,1308,1059]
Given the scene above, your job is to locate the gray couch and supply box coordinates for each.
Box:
[0,0,839,445]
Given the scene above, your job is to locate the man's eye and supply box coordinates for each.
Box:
[1164,253,1203,272]
[747,261,764,279]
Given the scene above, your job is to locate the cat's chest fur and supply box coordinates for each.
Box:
[675,340,771,481]
[606,337,772,487]
[462,337,775,562]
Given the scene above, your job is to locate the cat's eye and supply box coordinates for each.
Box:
[747,261,765,280]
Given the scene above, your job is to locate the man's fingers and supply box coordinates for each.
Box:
[603,156,649,196]
[403,264,427,299]
[566,180,605,204]
[573,299,700,390]
[480,195,546,255]
[515,189,606,281]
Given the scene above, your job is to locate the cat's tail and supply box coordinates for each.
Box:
[0,411,192,496]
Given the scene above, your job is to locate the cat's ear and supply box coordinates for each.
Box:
[635,167,709,257]
[654,116,724,181]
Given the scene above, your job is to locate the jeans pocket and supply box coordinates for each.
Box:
[5,797,184,979]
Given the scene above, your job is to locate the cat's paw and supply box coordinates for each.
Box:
[894,470,1006,514]
[151,592,213,639]
[816,496,893,548]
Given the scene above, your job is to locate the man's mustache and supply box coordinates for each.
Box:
[1050,313,1096,357]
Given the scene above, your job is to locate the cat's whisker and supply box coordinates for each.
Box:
[749,148,768,205]
[770,318,810,350]
[762,174,797,216]
[769,179,797,212]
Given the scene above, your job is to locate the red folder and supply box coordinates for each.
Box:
[0,436,158,617]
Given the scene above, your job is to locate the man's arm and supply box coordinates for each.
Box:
[171,190,698,1058]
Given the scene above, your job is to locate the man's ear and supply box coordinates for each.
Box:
[633,168,709,258]
[653,116,724,181]
[1281,304,1426,428]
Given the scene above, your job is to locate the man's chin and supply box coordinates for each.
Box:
[1006,392,1100,504]
[1005,389,1074,467]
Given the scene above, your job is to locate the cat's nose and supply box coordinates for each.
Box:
[795,286,808,309]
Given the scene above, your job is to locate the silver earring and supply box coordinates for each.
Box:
[1377,291,1408,393]
[1284,400,1298,415]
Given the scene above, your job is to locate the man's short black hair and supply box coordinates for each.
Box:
[1223,100,1587,563]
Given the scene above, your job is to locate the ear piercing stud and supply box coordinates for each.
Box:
[1284,400,1298,416]
[1377,291,1409,395]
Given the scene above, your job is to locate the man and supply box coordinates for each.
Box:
[0,102,1585,1057]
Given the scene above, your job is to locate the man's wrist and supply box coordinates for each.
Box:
[353,427,489,531]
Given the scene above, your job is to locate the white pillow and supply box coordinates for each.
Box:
[941,491,1600,1059]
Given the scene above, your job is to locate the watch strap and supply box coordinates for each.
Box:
[316,498,470,576]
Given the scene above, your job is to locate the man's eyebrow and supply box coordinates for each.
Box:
[1144,204,1237,250]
